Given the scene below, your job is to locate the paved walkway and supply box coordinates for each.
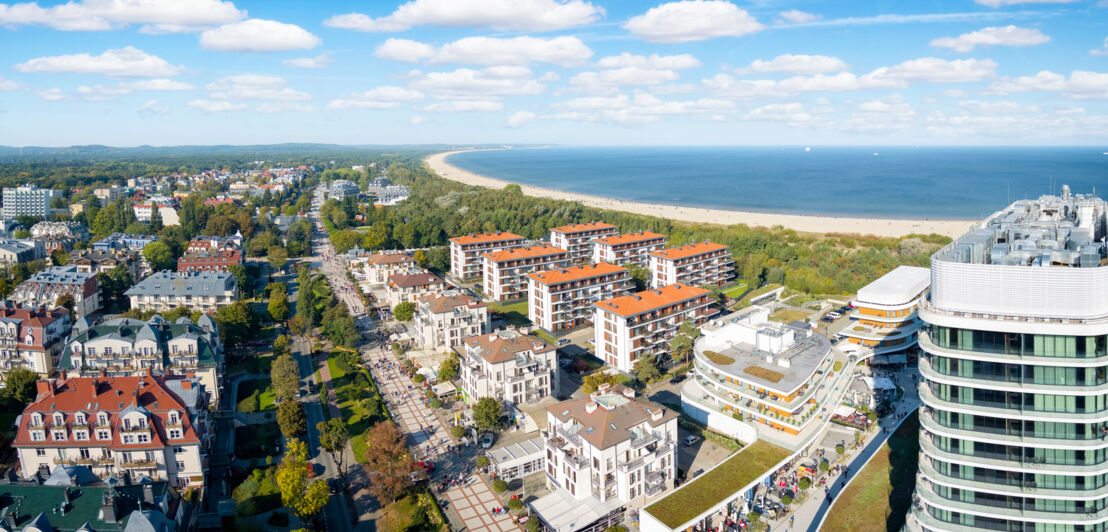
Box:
[444,475,519,532]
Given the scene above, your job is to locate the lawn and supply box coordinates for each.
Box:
[735,283,783,307]
[644,440,791,529]
[769,308,810,323]
[744,366,784,383]
[235,379,277,413]
[722,282,749,299]
[823,411,920,532]
[489,300,530,326]
[332,365,389,464]
[327,350,349,381]
[229,354,273,376]
[380,492,444,532]
[234,423,282,460]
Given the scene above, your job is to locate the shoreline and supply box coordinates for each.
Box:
[423,150,977,238]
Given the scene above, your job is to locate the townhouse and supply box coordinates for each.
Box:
[457,329,558,405]
[386,271,446,308]
[413,290,489,351]
[361,252,416,285]
[0,304,71,378]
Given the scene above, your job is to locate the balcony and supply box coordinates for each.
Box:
[121,459,157,469]
[120,425,150,433]
[646,482,666,497]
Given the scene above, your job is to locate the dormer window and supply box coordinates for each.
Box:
[97,413,108,426]
[53,413,64,426]
[75,414,86,425]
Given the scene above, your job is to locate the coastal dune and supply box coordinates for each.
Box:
[424,150,975,239]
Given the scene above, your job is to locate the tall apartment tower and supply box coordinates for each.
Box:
[3,185,58,219]
[908,186,1108,532]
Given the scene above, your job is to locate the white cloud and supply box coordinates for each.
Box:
[387,36,594,67]
[1092,37,1108,56]
[942,89,971,98]
[282,53,334,69]
[0,0,243,32]
[743,102,818,126]
[988,70,1108,99]
[555,94,631,111]
[375,39,436,62]
[874,57,997,83]
[409,67,544,98]
[540,72,560,82]
[975,0,1078,6]
[0,76,23,91]
[1055,106,1086,115]
[957,100,1040,113]
[775,10,821,24]
[931,25,1050,52]
[594,53,700,70]
[742,54,848,75]
[200,19,321,52]
[14,46,183,78]
[843,95,916,132]
[570,67,680,92]
[784,11,1035,29]
[138,100,170,115]
[410,115,428,125]
[423,100,503,112]
[188,99,246,112]
[74,84,131,100]
[257,102,316,113]
[624,0,763,43]
[506,111,536,127]
[122,78,195,90]
[327,86,425,110]
[205,75,311,101]
[323,0,603,32]
[37,88,66,101]
[548,92,735,126]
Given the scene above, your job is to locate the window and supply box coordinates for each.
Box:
[31,432,43,442]
[97,430,109,440]
[137,434,150,443]
[36,448,45,456]
[75,431,88,441]
[169,429,182,439]
[175,446,186,454]
[123,435,134,444]
[79,449,90,459]
[176,461,185,470]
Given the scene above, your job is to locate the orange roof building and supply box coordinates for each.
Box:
[449,231,526,279]
[527,263,632,332]
[550,221,618,263]
[482,245,569,302]
[648,241,734,289]
[592,231,666,268]
[593,284,715,371]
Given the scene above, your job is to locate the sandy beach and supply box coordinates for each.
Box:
[424,150,976,239]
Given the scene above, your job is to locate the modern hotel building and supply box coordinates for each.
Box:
[909,187,1108,532]
[841,265,930,363]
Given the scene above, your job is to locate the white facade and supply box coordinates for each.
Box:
[550,222,618,264]
[457,330,558,405]
[648,242,733,289]
[2,185,58,219]
[482,245,570,302]
[528,263,632,332]
[843,265,930,358]
[413,291,489,350]
[449,232,525,280]
[592,232,666,268]
[133,205,181,226]
[594,284,713,372]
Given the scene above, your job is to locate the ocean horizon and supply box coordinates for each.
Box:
[445,146,1108,220]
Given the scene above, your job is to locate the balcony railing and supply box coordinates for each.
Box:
[121,459,157,469]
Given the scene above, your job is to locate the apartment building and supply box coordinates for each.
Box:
[14,374,207,488]
[93,185,124,203]
[125,271,237,313]
[449,232,525,280]
[457,329,557,405]
[841,265,929,362]
[528,263,632,332]
[9,266,100,318]
[2,185,58,219]
[483,245,570,302]
[550,222,618,264]
[186,233,243,253]
[681,306,835,440]
[0,304,71,378]
[908,188,1108,532]
[361,252,416,285]
[413,290,489,350]
[329,179,360,200]
[386,271,446,308]
[593,232,666,268]
[176,248,243,273]
[92,233,157,252]
[132,204,181,226]
[70,249,141,279]
[648,241,733,289]
[531,385,679,532]
[30,221,89,240]
[594,284,713,372]
[62,315,223,404]
[0,239,44,265]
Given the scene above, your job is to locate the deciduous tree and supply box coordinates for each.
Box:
[392,301,415,322]
[437,354,460,382]
[276,438,329,522]
[473,397,502,431]
[268,289,290,322]
[142,241,175,271]
[3,367,39,404]
[318,419,350,483]
[270,353,300,402]
[277,400,306,439]
[363,421,413,504]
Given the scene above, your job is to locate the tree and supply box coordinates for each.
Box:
[3,368,39,404]
[12,229,30,239]
[55,293,75,315]
[50,249,68,266]
[98,264,133,313]
[273,334,292,358]
[634,353,662,383]
[271,354,300,402]
[268,246,288,271]
[276,438,329,522]
[142,241,175,271]
[318,419,350,483]
[363,421,414,504]
[628,264,650,291]
[228,264,250,298]
[473,397,502,431]
[700,283,724,306]
[277,400,307,439]
[268,289,290,322]
[148,205,163,233]
[215,301,258,347]
[392,301,415,322]
[437,354,460,382]
[668,320,702,366]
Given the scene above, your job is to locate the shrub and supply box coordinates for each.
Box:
[508,498,523,511]
[476,456,489,468]
[493,479,508,492]
[429,398,443,409]
[340,385,363,404]
[747,512,760,524]
[798,477,811,490]
[833,360,843,372]
[835,443,845,456]
[524,518,541,532]
[413,374,426,384]
[781,495,793,506]
[819,460,830,472]
[450,425,465,438]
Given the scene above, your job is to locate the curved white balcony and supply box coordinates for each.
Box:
[919,356,1108,396]
[916,474,1108,525]
[921,453,1108,501]
[918,383,1108,424]
[918,407,1108,450]
[919,432,1108,476]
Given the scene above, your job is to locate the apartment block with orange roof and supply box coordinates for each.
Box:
[593,284,714,372]
[648,241,734,289]
[550,221,618,263]
[449,231,526,280]
[592,231,666,268]
[482,245,570,302]
[528,263,632,332]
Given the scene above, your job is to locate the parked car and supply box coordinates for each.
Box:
[481,433,495,449]
[670,374,687,384]
[557,338,571,346]
[693,468,705,478]
[684,435,700,447]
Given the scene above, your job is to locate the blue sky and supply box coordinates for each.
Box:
[0,0,1106,146]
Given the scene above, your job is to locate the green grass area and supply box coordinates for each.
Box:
[533,329,557,346]
[645,440,791,529]
[823,411,920,532]
[328,360,390,464]
[228,354,273,376]
[722,282,749,299]
[235,378,277,413]
[735,283,783,308]
[234,423,282,460]
[380,493,442,532]
[327,349,349,381]
[489,300,530,326]
[769,308,810,323]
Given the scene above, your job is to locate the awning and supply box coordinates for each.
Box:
[833,405,856,417]
[862,376,896,391]
[530,487,623,532]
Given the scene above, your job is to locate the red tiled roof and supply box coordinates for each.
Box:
[482,245,567,262]
[418,292,485,313]
[649,241,728,260]
[390,272,444,288]
[370,253,414,265]
[527,262,628,285]
[550,222,616,234]
[594,231,666,246]
[449,232,525,245]
[594,283,710,317]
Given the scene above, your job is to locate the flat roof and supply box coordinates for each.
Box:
[527,262,628,285]
[487,435,544,468]
[531,486,624,532]
[855,265,930,306]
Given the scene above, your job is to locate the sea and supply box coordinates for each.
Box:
[445,147,1108,219]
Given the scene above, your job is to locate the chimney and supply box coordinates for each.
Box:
[622,387,635,399]
[585,401,598,414]
[597,383,611,394]
[36,380,53,397]
[182,380,192,390]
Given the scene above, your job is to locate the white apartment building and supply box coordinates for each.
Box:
[593,232,667,268]
[0,305,71,379]
[457,330,558,405]
[841,265,930,361]
[528,263,632,332]
[125,271,237,313]
[414,290,489,351]
[386,271,446,308]
[2,185,58,219]
[9,266,100,318]
[648,242,734,289]
[531,385,679,532]
[14,374,207,488]
[133,204,181,226]
[483,245,570,302]
[93,186,124,204]
[594,284,714,372]
[360,252,415,285]
[550,222,618,264]
[449,232,525,280]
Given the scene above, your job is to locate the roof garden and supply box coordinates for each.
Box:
[643,440,791,530]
